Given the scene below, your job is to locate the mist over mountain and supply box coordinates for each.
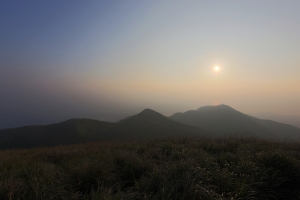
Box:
[249,116,300,139]
[170,104,300,139]
[0,106,132,130]
[1,2,299,198]
[0,119,126,149]
[1,1,300,139]
[251,113,300,129]
[119,109,209,139]
[0,109,206,150]
[1,105,300,150]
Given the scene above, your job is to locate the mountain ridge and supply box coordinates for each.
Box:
[170,104,300,139]
[119,108,209,139]
[1,105,300,150]
[0,109,207,150]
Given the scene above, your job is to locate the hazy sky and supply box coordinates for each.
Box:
[1,0,300,128]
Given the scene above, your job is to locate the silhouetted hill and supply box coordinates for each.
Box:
[0,109,208,149]
[170,105,300,139]
[249,116,300,139]
[252,113,300,129]
[3,106,299,150]
[119,109,209,139]
[0,119,126,149]
[118,109,166,123]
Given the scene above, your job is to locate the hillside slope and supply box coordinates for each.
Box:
[0,119,126,149]
[0,109,208,149]
[119,109,209,139]
[170,105,300,139]
[249,116,300,139]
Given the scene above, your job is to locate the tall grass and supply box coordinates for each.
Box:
[1,137,300,199]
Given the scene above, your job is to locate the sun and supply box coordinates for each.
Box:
[214,66,220,72]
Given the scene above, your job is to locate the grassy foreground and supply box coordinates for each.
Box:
[1,137,300,199]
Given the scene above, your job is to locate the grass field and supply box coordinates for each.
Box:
[1,136,300,199]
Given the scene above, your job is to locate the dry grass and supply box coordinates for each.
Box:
[1,137,300,199]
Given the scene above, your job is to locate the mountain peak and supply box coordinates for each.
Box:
[138,109,165,118]
[140,108,156,114]
[196,104,234,112]
[170,105,277,138]
[118,108,166,124]
[216,104,234,110]
[217,104,230,107]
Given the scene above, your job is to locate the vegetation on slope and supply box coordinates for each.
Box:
[1,137,300,199]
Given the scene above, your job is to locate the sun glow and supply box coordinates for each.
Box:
[214,66,220,72]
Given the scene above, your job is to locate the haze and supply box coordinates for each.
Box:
[1,1,300,129]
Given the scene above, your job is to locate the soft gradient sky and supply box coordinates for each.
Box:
[1,0,300,128]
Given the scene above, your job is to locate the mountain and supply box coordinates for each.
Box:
[249,116,300,139]
[0,109,207,150]
[170,104,300,139]
[119,109,209,139]
[3,105,299,150]
[251,113,300,129]
[0,119,126,149]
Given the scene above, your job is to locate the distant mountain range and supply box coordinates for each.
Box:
[0,119,124,149]
[1,105,300,149]
[0,109,207,150]
[170,104,300,139]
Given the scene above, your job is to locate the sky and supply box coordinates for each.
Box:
[1,0,300,129]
